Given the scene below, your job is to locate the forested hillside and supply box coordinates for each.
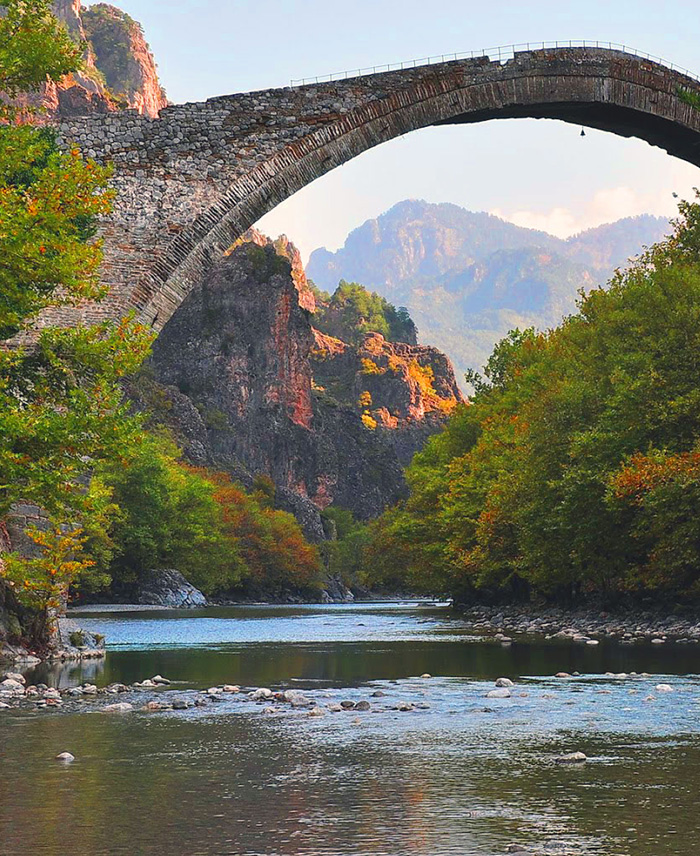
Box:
[363,198,700,607]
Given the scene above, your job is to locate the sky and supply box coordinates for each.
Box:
[105,0,700,260]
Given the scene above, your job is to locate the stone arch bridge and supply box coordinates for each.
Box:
[54,46,700,332]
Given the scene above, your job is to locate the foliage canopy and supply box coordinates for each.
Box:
[314,280,417,346]
[366,198,700,605]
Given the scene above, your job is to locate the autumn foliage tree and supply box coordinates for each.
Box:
[94,435,322,599]
[368,198,700,605]
[0,0,152,625]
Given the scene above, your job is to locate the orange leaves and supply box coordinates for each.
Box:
[611,451,700,501]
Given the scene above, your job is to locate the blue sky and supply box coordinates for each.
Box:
[107,0,700,258]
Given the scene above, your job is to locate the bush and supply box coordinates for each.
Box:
[95,433,322,598]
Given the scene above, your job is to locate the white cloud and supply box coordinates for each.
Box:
[490,186,688,238]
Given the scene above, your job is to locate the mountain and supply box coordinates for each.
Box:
[307,201,670,381]
[134,234,463,541]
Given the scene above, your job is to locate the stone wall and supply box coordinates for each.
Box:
[48,48,700,336]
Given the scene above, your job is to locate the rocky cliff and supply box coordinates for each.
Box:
[311,330,462,465]
[29,1,166,119]
[81,4,167,118]
[134,236,463,539]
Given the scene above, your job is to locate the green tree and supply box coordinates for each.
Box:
[96,435,242,596]
[0,0,82,118]
[370,197,700,606]
[0,1,152,621]
[314,280,418,345]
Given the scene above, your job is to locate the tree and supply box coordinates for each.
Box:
[369,196,700,605]
[314,281,418,345]
[0,0,81,118]
[0,1,152,622]
[96,435,242,596]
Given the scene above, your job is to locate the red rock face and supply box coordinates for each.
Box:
[81,4,167,118]
[311,329,465,429]
[23,2,167,120]
[243,229,317,313]
[142,235,464,537]
[269,286,314,429]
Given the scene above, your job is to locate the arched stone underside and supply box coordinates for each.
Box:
[54,47,700,332]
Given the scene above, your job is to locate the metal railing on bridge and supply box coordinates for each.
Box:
[290,40,700,87]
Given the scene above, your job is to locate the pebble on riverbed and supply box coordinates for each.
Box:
[555,751,587,764]
[102,702,134,713]
[55,752,75,763]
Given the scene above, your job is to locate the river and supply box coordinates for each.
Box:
[1,601,699,855]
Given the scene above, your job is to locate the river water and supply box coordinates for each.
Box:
[2,601,700,856]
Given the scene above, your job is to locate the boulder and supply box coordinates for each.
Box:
[249,688,273,701]
[0,678,25,696]
[282,689,310,707]
[486,688,511,699]
[55,752,75,763]
[322,576,355,603]
[137,569,206,608]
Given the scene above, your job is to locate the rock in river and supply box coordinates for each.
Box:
[249,688,273,701]
[55,752,75,763]
[137,569,206,608]
[555,751,587,764]
[486,688,512,699]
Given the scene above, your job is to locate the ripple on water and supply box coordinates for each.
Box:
[4,603,700,856]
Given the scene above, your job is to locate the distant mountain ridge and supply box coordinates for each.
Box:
[307,201,670,380]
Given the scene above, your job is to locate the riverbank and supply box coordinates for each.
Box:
[0,616,106,666]
[456,602,700,644]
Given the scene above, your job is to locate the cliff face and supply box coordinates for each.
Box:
[31,2,166,119]
[312,330,463,465]
[82,4,168,118]
[140,238,463,538]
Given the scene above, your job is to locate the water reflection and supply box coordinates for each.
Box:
[26,602,700,689]
[3,602,700,856]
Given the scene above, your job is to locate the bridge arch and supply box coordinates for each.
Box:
[55,46,700,331]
